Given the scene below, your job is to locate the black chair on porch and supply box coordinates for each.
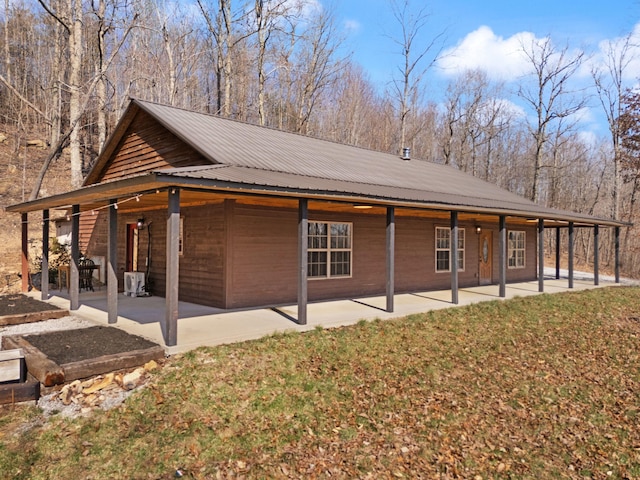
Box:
[79,258,95,292]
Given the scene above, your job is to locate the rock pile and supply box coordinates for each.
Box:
[39,360,159,417]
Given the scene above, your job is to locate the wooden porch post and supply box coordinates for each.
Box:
[297,199,308,325]
[615,226,620,283]
[568,222,574,289]
[107,199,118,324]
[41,210,49,301]
[555,227,561,279]
[499,215,506,298]
[164,188,180,346]
[21,213,28,292]
[593,225,599,286]
[450,211,459,304]
[70,204,80,310]
[386,207,395,313]
[538,219,544,293]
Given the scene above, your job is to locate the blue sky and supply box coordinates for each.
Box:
[326,0,640,137]
[333,0,638,82]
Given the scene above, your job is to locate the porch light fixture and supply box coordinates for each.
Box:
[476,226,482,234]
[353,204,373,209]
[137,218,145,229]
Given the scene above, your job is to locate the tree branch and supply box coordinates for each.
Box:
[0,73,51,124]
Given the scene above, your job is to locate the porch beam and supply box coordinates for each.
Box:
[615,226,620,283]
[450,211,459,304]
[107,199,118,324]
[164,188,180,346]
[498,215,506,298]
[70,204,80,310]
[568,222,574,289]
[21,213,28,292]
[538,219,544,293]
[41,210,49,301]
[298,199,308,325]
[555,227,561,279]
[386,207,395,313]
[593,225,599,286]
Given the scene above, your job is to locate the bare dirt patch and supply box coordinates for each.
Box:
[23,326,159,366]
[0,294,61,317]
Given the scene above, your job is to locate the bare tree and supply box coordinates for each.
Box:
[387,0,443,155]
[517,37,586,203]
[291,6,345,134]
[29,1,135,199]
[198,0,253,117]
[592,32,636,220]
[36,0,85,187]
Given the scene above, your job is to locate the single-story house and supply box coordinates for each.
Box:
[7,99,626,347]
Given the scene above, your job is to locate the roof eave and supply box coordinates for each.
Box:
[6,172,629,228]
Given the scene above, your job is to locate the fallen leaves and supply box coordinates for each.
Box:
[3,288,640,478]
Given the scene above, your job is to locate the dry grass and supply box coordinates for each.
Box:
[1,287,640,479]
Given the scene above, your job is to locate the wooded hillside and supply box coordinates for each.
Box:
[1,0,638,291]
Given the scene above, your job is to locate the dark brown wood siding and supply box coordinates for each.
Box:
[97,110,211,183]
[126,203,226,306]
[227,204,299,308]
[83,201,539,309]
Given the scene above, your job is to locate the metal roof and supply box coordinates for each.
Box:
[156,165,620,225]
[6,99,627,227]
[136,100,534,207]
[133,100,621,226]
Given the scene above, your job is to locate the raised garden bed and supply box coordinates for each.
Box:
[0,294,68,326]
[2,327,164,387]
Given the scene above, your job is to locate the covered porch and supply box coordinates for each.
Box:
[34,272,621,355]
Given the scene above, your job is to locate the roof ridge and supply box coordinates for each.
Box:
[131,97,412,161]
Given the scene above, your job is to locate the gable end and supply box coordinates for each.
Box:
[88,109,213,185]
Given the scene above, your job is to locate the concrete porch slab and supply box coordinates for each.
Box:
[31,273,620,355]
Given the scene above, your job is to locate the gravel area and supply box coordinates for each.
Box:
[37,383,142,418]
[0,315,93,346]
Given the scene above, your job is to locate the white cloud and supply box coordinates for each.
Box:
[586,21,640,81]
[437,26,546,81]
[344,19,361,35]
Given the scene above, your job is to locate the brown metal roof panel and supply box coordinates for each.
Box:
[157,166,617,224]
[135,100,529,203]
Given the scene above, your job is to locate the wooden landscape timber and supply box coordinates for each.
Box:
[2,332,164,387]
[2,335,64,387]
[0,309,69,327]
[0,373,40,405]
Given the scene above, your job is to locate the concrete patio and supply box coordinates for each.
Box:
[30,270,626,355]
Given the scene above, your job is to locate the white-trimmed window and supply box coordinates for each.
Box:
[435,227,465,272]
[508,230,525,268]
[308,221,352,278]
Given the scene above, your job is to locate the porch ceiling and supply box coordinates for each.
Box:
[6,170,626,228]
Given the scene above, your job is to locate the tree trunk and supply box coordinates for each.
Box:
[68,0,83,187]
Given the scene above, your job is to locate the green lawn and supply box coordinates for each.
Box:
[2,287,640,479]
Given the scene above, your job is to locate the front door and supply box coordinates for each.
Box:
[479,230,492,285]
[126,223,139,272]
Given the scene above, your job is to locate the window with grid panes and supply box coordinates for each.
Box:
[435,227,465,272]
[508,230,526,268]
[308,222,352,278]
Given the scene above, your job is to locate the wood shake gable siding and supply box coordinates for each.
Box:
[96,110,212,183]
